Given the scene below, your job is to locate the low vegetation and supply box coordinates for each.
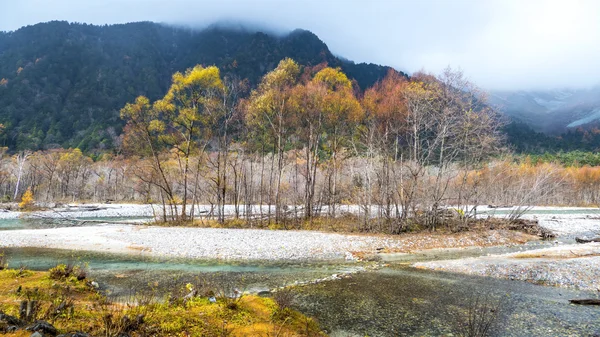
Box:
[154,214,552,240]
[451,292,506,337]
[0,263,324,336]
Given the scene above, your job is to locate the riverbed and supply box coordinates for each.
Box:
[0,207,599,336]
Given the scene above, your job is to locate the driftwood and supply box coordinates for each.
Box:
[507,219,556,239]
[575,237,600,244]
[55,206,108,212]
[73,219,142,225]
[28,214,141,226]
[570,299,600,305]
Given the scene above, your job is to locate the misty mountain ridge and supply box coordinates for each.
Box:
[1,20,596,154]
[0,21,398,151]
[491,86,600,134]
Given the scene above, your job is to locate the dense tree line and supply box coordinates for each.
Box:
[1,150,598,230]
[0,21,395,152]
[112,59,506,230]
[505,121,600,153]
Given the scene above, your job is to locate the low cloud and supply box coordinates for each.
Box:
[1,0,599,90]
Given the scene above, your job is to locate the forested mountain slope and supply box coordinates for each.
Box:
[0,21,396,151]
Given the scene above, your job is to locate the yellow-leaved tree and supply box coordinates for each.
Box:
[246,58,301,223]
[121,65,227,222]
[19,187,34,210]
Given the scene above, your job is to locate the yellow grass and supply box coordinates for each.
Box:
[0,268,325,336]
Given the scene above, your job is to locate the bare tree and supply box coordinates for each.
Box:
[13,151,30,200]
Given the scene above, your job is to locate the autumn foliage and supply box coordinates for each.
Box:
[4,59,596,232]
[19,187,34,210]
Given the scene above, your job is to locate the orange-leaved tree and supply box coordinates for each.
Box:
[289,66,362,219]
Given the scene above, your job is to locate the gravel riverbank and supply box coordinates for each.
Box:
[415,240,600,291]
[412,206,600,291]
[0,224,533,261]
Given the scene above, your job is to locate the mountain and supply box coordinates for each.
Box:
[490,87,600,134]
[0,21,399,151]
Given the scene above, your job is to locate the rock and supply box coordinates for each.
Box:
[182,289,198,302]
[575,237,600,243]
[30,332,44,337]
[57,333,91,337]
[257,290,272,297]
[120,314,144,332]
[345,252,357,261]
[26,320,57,336]
[0,311,22,326]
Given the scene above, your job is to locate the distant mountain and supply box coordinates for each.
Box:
[490,87,600,134]
[0,21,400,151]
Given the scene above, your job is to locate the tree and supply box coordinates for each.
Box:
[121,96,178,220]
[362,70,408,227]
[289,66,362,219]
[204,76,247,223]
[154,65,225,221]
[246,58,301,223]
[121,65,227,221]
[19,187,34,210]
[402,69,503,229]
[13,151,31,200]
[56,148,92,201]
[309,67,362,217]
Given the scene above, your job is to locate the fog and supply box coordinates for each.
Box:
[1,0,598,90]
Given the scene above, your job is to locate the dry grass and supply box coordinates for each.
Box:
[153,214,547,237]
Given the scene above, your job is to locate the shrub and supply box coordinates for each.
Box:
[453,292,505,337]
[272,288,295,310]
[49,263,77,280]
[18,187,34,210]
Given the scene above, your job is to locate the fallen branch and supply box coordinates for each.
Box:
[570,299,600,305]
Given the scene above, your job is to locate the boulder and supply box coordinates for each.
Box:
[26,320,57,336]
[0,311,22,326]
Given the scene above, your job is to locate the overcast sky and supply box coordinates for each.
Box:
[1,0,598,90]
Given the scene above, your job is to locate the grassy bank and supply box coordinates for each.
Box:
[0,264,324,336]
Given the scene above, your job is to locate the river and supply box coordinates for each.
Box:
[1,215,599,336]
